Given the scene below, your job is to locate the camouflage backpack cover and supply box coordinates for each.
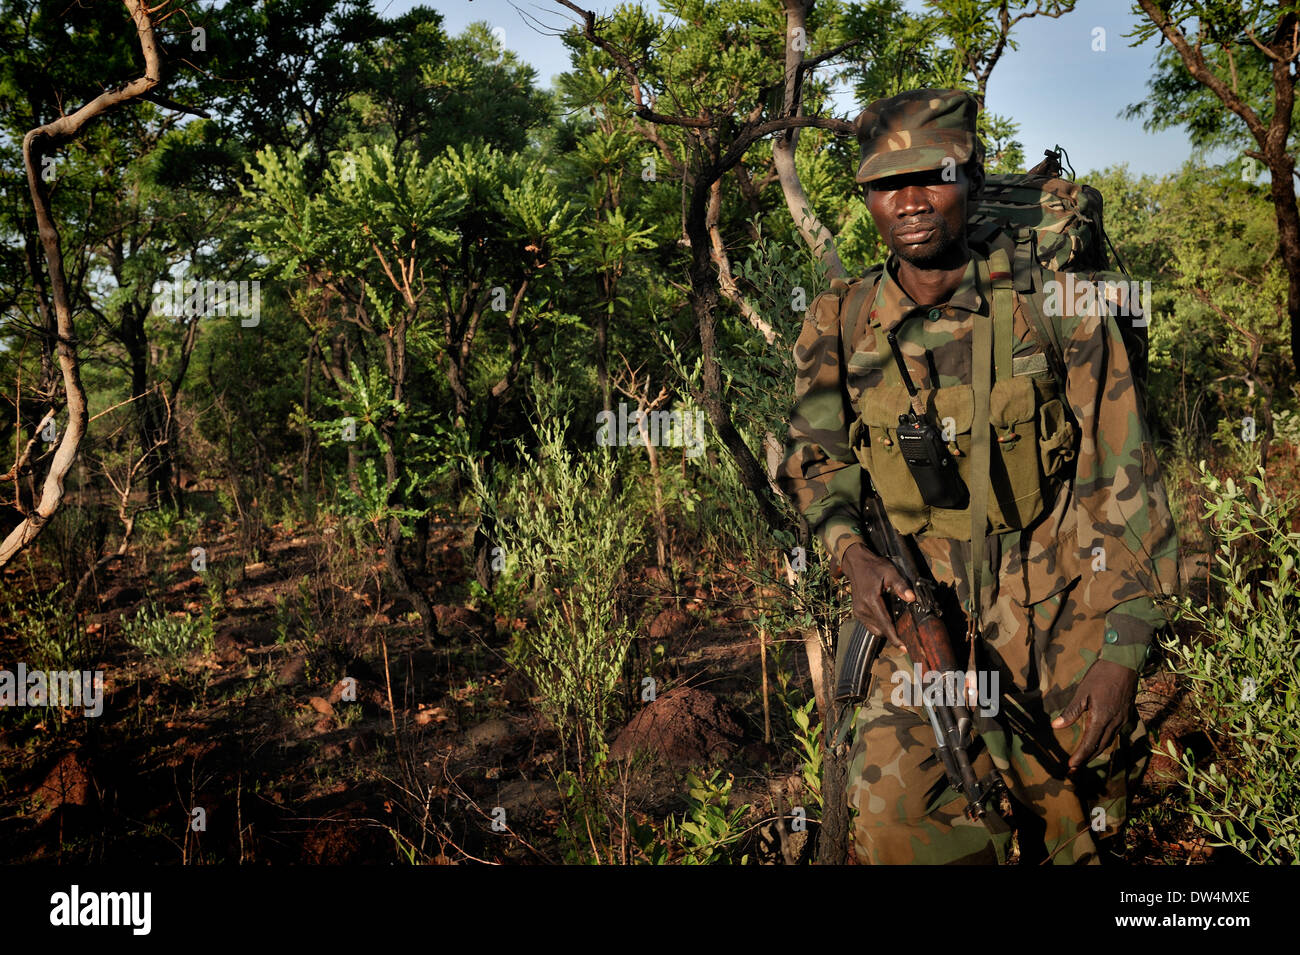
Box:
[969,147,1115,273]
[968,147,1149,390]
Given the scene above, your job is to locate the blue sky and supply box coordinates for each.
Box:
[413,0,1211,177]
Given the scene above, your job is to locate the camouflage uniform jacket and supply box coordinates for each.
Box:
[776,247,1182,669]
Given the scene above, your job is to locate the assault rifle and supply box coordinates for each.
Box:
[833,481,999,821]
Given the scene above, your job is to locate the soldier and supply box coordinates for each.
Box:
[776,89,1181,864]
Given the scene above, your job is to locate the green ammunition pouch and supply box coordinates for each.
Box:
[846,248,1077,540]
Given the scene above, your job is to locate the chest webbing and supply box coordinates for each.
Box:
[841,248,1018,636]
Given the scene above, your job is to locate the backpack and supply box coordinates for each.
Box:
[968,147,1149,391]
[970,148,1116,273]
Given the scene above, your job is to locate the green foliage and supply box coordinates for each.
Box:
[765,626,831,814]
[924,1,1076,86]
[308,360,406,452]
[766,635,803,728]
[0,574,85,673]
[553,763,606,864]
[661,221,850,832]
[121,604,214,667]
[1210,414,1265,477]
[659,770,753,864]
[690,219,849,641]
[1125,1,1292,152]
[1161,464,1300,864]
[1273,400,1300,447]
[788,698,825,812]
[341,459,427,543]
[838,0,965,104]
[577,206,658,284]
[466,559,527,630]
[12,0,1294,869]
[727,221,830,476]
[621,769,755,865]
[270,577,318,647]
[981,111,1025,174]
[467,383,645,767]
[244,130,583,550]
[352,14,552,162]
[137,506,202,548]
[1088,163,1290,444]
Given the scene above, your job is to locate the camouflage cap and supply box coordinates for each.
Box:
[854,89,980,184]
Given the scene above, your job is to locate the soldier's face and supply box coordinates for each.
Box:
[864,165,974,266]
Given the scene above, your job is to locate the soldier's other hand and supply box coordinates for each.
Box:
[1051,659,1139,772]
[841,542,914,651]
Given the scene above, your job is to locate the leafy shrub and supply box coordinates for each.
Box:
[788,698,824,812]
[658,770,753,864]
[468,384,645,768]
[1161,464,1300,864]
[0,571,87,672]
[121,603,214,666]
[138,505,201,547]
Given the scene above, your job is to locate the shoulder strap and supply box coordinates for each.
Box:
[839,264,884,351]
[1008,229,1068,391]
[986,247,1015,382]
[968,259,994,638]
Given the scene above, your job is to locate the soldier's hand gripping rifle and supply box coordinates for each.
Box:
[833,481,998,822]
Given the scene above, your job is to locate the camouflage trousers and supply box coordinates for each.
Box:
[842,574,1149,864]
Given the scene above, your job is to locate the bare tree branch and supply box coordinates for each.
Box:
[773,0,849,280]
[708,178,774,343]
[1,0,163,567]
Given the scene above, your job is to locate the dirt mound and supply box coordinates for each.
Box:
[433,605,493,638]
[35,751,93,820]
[610,687,745,766]
[648,607,694,643]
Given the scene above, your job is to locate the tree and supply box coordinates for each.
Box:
[1133,0,1300,375]
[0,0,169,567]
[244,133,581,635]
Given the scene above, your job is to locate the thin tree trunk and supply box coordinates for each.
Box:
[1136,0,1300,372]
[0,0,161,568]
[301,331,317,500]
